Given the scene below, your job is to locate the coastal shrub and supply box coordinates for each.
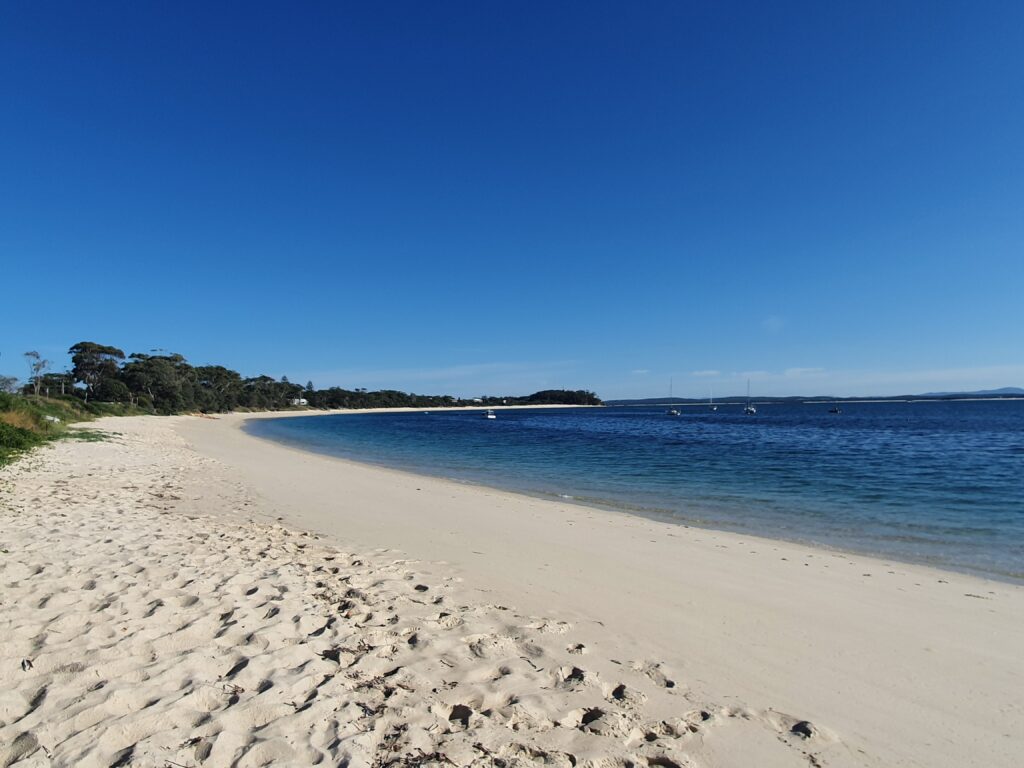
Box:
[0,391,139,465]
[0,409,38,431]
[1,396,82,429]
[0,422,43,464]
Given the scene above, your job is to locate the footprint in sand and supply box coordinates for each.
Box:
[632,660,676,689]
[606,681,647,706]
[554,664,589,689]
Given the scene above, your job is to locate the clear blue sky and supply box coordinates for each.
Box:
[2,2,1022,398]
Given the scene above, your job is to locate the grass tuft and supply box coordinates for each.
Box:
[60,429,113,443]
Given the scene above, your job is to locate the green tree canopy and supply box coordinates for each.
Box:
[69,342,125,401]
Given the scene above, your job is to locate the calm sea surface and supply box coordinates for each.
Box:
[246,402,1024,581]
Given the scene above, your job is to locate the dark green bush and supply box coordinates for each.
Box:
[0,422,43,464]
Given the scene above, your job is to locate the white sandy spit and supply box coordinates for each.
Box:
[1,414,1021,767]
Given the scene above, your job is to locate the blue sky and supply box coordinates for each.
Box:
[2,2,1022,399]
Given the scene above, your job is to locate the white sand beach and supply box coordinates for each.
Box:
[1,412,1021,768]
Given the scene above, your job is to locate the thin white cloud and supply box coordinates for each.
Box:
[691,369,720,377]
[831,364,1024,392]
[784,367,826,378]
[630,369,650,375]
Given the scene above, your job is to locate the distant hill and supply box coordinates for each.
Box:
[606,395,828,406]
[918,387,1024,397]
[606,387,1024,406]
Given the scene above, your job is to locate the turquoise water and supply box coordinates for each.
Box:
[246,401,1024,581]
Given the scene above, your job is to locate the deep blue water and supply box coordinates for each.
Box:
[246,402,1024,581]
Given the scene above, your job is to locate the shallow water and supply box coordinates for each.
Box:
[246,401,1024,581]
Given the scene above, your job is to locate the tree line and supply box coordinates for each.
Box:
[3,342,601,414]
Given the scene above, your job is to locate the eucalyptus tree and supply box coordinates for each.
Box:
[69,342,125,402]
[121,352,194,413]
[24,351,50,397]
[194,365,243,412]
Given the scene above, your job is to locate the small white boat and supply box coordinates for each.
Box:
[666,378,680,416]
[709,387,718,412]
[744,380,756,415]
[484,409,496,419]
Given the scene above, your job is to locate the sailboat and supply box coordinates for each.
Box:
[709,386,718,412]
[666,378,680,416]
[743,380,757,415]
[484,409,496,419]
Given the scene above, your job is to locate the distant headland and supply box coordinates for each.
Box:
[1,341,601,416]
[607,387,1024,406]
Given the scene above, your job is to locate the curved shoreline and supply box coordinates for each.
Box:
[173,410,1024,768]
[242,408,1024,585]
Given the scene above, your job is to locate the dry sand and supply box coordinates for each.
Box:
[1,413,1021,767]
